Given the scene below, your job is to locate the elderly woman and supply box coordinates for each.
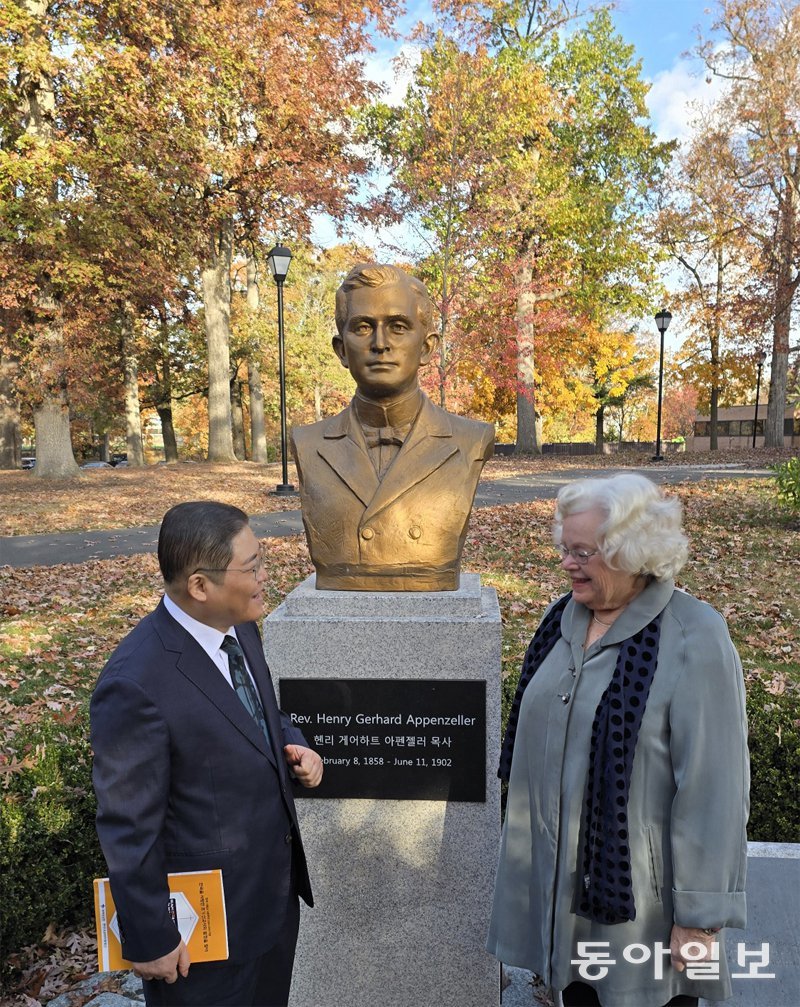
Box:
[488,474,749,1007]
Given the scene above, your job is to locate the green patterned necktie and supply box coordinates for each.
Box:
[220,635,271,746]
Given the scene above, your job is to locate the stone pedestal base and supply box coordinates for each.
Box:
[264,573,502,1007]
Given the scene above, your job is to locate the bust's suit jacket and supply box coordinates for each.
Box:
[291,393,494,590]
[90,600,312,964]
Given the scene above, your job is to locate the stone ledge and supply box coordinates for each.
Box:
[280,572,487,619]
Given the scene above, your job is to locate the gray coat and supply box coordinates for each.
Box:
[487,579,749,1006]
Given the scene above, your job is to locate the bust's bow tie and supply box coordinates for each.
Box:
[363,424,408,448]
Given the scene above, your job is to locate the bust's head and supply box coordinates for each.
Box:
[333,263,439,401]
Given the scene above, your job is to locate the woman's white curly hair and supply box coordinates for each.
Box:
[553,473,688,582]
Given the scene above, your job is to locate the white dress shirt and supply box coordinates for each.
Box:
[163,593,258,691]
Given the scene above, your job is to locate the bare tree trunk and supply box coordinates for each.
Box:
[765,188,798,447]
[314,385,322,422]
[438,287,449,410]
[20,0,79,478]
[0,350,21,468]
[32,392,79,477]
[710,386,719,451]
[710,245,723,451]
[595,407,604,452]
[248,358,268,463]
[202,217,236,462]
[157,405,179,463]
[244,257,269,464]
[231,376,246,460]
[515,259,542,455]
[100,431,110,462]
[765,318,789,448]
[121,306,145,466]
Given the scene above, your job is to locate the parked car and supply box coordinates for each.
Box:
[21,458,35,470]
[80,461,114,469]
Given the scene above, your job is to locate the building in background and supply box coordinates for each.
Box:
[691,405,799,451]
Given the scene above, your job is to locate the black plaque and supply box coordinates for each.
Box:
[279,679,486,801]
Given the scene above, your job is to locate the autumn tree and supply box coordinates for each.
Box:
[586,324,638,450]
[2,0,398,472]
[421,3,670,451]
[367,35,553,413]
[700,0,800,447]
[663,384,699,441]
[158,0,398,462]
[0,0,82,476]
[282,245,365,424]
[657,125,768,447]
[1,0,207,473]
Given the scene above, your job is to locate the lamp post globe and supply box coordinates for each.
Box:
[267,243,295,496]
[653,310,672,462]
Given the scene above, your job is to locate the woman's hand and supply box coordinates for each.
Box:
[669,924,718,972]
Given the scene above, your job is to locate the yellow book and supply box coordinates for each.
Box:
[93,870,229,972]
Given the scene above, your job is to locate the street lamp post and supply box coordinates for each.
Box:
[752,350,767,449]
[267,243,295,496]
[653,310,672,461]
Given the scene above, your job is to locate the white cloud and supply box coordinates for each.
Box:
[363,42,422,107]
[646,57,728,144]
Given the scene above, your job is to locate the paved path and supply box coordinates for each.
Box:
[0,465,772,569]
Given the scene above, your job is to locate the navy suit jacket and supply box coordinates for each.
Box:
[91,599,312,964]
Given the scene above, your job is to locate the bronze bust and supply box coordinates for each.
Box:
[290,263,494,591]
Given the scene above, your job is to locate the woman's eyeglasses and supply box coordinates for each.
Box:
[556,544,599,565]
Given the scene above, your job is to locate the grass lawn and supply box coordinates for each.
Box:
[0,456,798,1005]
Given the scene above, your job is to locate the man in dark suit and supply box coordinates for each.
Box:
[291,263,494,591]
[91,501,322,1007]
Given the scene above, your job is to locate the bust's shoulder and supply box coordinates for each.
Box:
[432,403,494,456]
[291,407,351,449]
[426,399,493,437]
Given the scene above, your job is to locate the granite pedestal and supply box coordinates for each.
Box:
[264,573,502,1007]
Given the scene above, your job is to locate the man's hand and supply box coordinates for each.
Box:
[669,924,717,973]
[284,744,324,788]
[131,939,190,983]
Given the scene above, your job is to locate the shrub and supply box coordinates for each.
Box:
[0,708,103,989]
[771,456,800,514]
[746,676,800,843]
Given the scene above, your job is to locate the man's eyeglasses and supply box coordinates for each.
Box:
[193,555,265,581]
[556,544,599,565]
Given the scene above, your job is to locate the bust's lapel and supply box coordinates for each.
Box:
[316,407,380,507]
[362,398,457,521]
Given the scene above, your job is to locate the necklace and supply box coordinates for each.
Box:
[592,614,615,628]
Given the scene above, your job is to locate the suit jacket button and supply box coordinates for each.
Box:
[361,527,374,540]
[284,831,293,845]
[408,526,421,539]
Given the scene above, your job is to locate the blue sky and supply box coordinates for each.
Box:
[358,0,721,138]
[312,1,724,346]
[612,0,712,78]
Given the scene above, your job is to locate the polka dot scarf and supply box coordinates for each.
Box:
[498,593,665,925]
[498,592,571,783]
